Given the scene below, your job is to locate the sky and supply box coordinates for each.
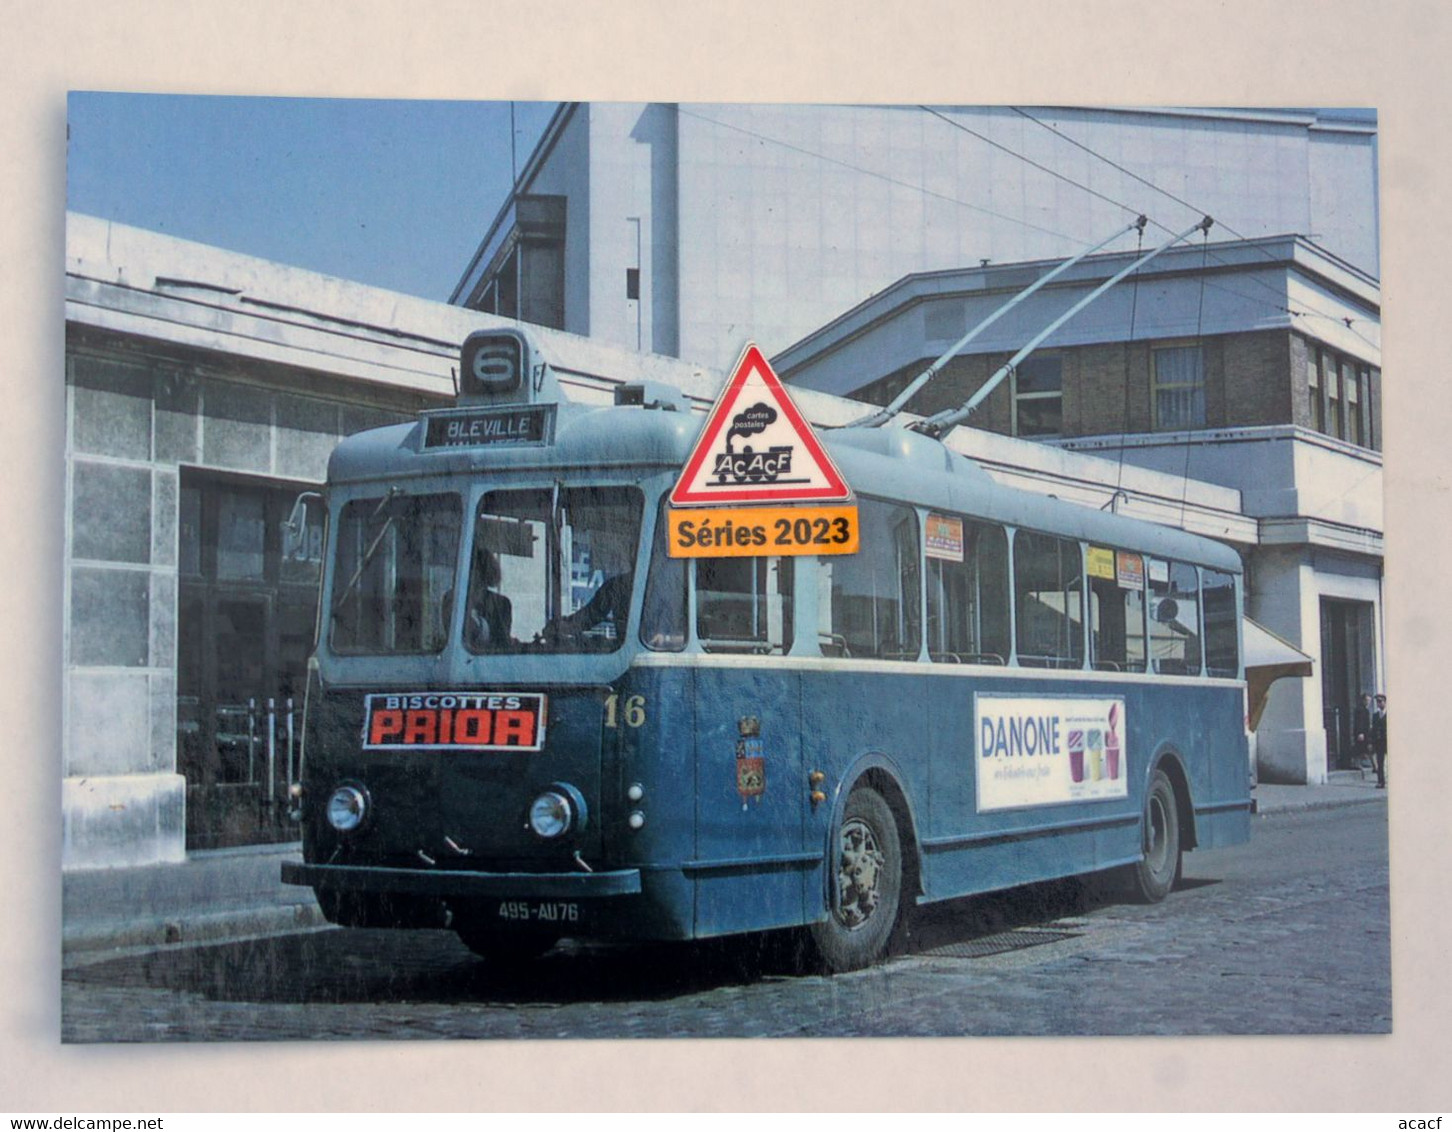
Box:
[67,97,1380,310]
[66,94,559,302]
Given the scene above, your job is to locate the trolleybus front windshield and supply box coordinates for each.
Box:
[330,491,462,655]
[465,486,643,654]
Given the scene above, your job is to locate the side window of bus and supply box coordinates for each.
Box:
[696,557,794,654]
[1201,568,1239,677]
[926,514,1010,665]
[817,499,921,660]
[640,500,686,652]
[1088,547,1147,673]
[1013,531,1085,669]
[1149,559,1202,675]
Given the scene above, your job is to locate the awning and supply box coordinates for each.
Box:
[1243,618,1315,731]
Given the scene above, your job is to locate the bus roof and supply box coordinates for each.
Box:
[328,401,1242,574]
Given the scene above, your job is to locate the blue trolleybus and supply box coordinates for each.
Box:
[282,327,1251,971]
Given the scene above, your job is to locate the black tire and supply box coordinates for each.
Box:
[1129,769,1181,903]
[454,921,559,965]
[810,786,903,973]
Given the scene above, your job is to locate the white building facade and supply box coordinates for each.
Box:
[453,104,1378,367]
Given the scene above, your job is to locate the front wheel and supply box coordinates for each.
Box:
[1128,768,1181,903]
[810,786,903,973]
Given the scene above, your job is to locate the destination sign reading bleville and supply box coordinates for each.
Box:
[423,405,555,450]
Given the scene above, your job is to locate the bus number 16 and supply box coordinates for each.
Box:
[604,694,647,729]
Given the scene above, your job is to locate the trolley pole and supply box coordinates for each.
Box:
[911,216,1214,438]
[850,217,1148,429]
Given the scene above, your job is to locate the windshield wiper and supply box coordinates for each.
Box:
[331,487,400,620]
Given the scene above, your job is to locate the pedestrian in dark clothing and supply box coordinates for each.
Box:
[1353,692,1374,770]
[1370,693,1388,788]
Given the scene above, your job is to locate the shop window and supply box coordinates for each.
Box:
[1149,559,1201,675]
[818,500,920,659]
[1153,346,1206,430]
[1014,530,1084,669]
[216,491,267,581]
[925,514,1010,664]
[1012,355,1062,438]
[1088,547,1147,673]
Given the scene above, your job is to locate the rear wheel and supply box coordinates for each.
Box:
[1129,769,1181,903]
[810,786,903,973]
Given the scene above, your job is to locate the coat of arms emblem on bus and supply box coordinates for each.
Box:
[736,716,766,807]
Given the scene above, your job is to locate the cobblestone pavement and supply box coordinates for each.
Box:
[61,804,1389,1041]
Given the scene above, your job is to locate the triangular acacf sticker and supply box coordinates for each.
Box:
[670,344,851,506]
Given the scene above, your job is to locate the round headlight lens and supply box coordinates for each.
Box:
[326,785,368,833]
[528,791,573,838]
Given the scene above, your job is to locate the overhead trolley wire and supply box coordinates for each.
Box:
[683,104,1370,349]
[918,105,1144,222]
[674,106,1092,249]
[1006,105,1380,347]
[924,104,1334,324]
[912,107,1363,360]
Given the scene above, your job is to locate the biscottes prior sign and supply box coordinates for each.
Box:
[362,692,547,751]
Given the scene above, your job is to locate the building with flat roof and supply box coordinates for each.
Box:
[452,103,1378,367]
[774,233,1382,784]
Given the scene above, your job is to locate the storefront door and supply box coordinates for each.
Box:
[1319,598,1376,771]
[177,471,322,849]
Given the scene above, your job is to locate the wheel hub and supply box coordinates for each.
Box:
[836,818,886,930]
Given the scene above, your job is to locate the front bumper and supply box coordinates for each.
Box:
[281,859,642,899]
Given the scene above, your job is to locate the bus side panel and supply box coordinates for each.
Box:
[1199,685,1253,850]
[603,665,699,942]
[799,667,933,917]
[691,665,808,937]
[1135,681,1247,851]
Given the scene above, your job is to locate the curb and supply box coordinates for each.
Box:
[1253,791,1387,816]
[63,901,331,956]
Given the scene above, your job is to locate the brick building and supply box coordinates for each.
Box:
[775,234,1383,784]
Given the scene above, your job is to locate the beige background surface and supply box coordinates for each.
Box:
[2,0,1445,1112]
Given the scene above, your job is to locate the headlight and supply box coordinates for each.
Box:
[528,790,573,839]
[326,784,369,833]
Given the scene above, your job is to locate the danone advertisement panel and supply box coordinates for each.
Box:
[975,694,1128,811]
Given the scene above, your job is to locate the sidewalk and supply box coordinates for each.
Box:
[61,779,1388,955]
[1253,769,1388,813]
[62,841,327,954]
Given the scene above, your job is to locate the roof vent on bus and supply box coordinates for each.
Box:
[614,381,685,412]
[458,328,561,407]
